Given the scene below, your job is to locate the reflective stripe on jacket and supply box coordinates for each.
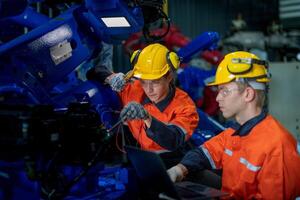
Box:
[119,80,199,151]
[203,115,300,199]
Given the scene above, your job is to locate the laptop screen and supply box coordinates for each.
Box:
[125,146,228,200]
[125,145,181,199]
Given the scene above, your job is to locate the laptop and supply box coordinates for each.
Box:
[125,146,228,200]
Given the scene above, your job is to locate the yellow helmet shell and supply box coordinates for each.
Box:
[207,51,270,86]
[133,43,171,80]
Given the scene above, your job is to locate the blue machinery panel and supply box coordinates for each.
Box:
[0,0,221,198]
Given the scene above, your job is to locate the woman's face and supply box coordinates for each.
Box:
[140,74,172,103]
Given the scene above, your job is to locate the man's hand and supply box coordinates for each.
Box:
[167,164,188,182]
[106,73,126,92]
[120,101,149,121]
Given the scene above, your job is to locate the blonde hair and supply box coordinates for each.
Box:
[235,81,266,107]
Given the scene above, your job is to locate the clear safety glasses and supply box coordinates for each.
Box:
[217,87,241,98]
[140,78,165,89]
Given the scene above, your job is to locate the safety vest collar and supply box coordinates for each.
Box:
[142,85,175,112]
[231,110,267,137]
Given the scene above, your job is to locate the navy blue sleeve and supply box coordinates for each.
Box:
[86,65,113,83]
[145,117,185,151]
[180,147,212,173]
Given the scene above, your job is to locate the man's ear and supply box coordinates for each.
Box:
[244,87,256,102]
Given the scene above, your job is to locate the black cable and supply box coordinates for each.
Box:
[48,137,110,199]
[48,116,127,199]
[143,8,170,42]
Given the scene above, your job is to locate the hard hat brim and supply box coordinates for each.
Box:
[133,67,169,80]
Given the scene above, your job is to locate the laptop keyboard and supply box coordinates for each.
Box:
[175,182,228,199]
[175,185,205,198]
[184,184,206,192]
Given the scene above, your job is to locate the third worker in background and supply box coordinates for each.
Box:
[167,51,300,199]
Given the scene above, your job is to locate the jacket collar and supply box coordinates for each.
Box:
[142,85,175,112]
[231,110,267,137]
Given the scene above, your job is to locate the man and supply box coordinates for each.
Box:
[167,51,300,199]
[231,13,247,33]
[88,43,199,152]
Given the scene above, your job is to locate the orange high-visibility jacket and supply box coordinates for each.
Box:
[203,115,300,199]
[119,80,199,151]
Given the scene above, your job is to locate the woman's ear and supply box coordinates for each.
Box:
[166,72,173,83]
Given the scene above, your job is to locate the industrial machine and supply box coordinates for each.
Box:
[0,0,220,199]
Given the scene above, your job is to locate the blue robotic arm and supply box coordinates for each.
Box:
[0,0,144,84]
[0,0,220,129]
[177,31,219,63]
[0,0,145,131]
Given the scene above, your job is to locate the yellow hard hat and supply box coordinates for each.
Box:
[130,43,180,80]
[207,51,270,86]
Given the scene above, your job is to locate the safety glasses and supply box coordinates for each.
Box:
[217,87,241,98]
[140,77,167,88]
[227,58,268,75]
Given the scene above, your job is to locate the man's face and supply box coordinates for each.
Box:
[140,74,172,104]
[216,82,245,119]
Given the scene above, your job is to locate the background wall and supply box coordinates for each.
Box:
[168,0,279,38]
[167,0,230,38]
[113,0,279,71]
[269,62,300,140]
[280,0,300,29]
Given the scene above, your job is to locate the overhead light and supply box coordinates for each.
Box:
[101,17,131,27]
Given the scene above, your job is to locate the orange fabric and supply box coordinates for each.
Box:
[119,80,199,151]
[203,115,300,199]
